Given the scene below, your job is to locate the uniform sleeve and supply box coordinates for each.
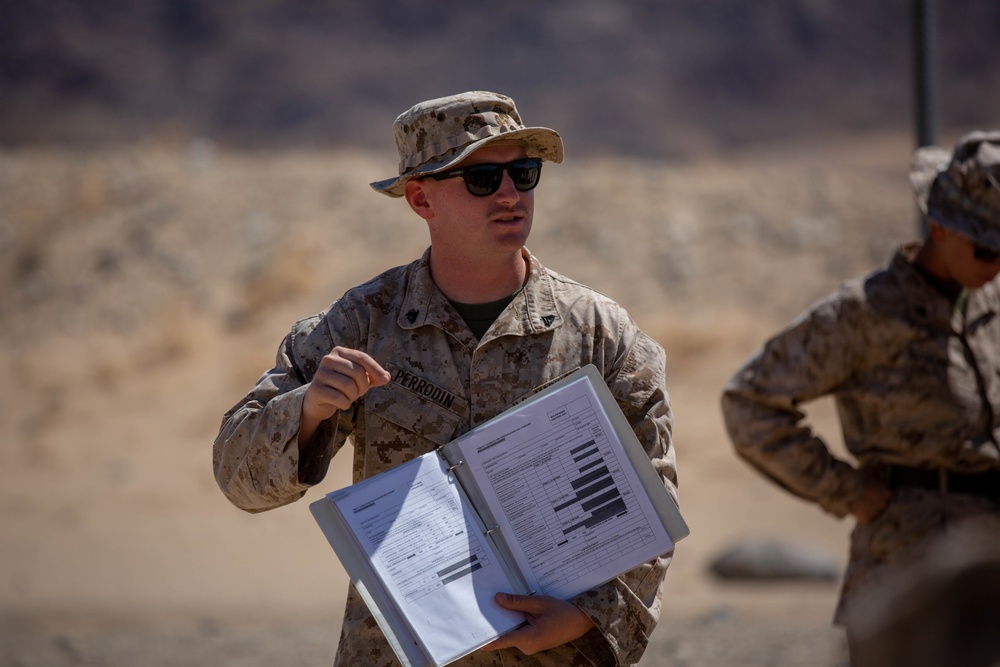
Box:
[720,292,867,518]
[570,326,676,666]
[213,313,353,513]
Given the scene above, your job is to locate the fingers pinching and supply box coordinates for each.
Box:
[334,347,391,387]
[315,347,390,408]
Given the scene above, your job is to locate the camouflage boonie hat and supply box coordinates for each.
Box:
[370,91,564,198]
[925,130,1000,251]
[908,145,950,215]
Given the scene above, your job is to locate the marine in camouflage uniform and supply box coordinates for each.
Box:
[720,131,1000,638]
[214,91,677,666]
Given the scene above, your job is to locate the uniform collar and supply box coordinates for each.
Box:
[893,242,998,332]
[397,247,563,341]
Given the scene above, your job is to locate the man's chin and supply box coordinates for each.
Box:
[968,274,999,289]
[494,228,531,248]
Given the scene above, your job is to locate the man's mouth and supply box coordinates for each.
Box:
[491,209,526,224]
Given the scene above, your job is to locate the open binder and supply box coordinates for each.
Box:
[310,364,689,667]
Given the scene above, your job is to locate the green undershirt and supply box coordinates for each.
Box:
[449,289,522,340]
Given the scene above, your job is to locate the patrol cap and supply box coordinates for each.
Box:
[925,130,1000,251]
[370,91,564,198]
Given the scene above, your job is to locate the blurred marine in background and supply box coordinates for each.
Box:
[213,91,677,666]
[720,131,1000,662]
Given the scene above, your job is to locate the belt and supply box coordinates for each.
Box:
[889,465,1000,499]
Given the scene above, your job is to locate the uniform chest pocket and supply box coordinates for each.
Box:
[364,375,468,450]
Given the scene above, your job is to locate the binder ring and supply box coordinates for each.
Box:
[447,460,465,473]
[484,526,500,536]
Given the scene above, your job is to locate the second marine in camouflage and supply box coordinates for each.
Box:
[721,131,1000,653]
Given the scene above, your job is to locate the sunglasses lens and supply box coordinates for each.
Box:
[463,165,504,196]
[439,159,544,196]
[974,244,1000,263]
[464,160,543,196]
[509,159,541,191]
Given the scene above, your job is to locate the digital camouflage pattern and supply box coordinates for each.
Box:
[215,247,676,666]
[721,243,1000,624]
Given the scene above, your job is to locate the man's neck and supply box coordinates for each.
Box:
[914,240,963,301]
[429,248,528,304]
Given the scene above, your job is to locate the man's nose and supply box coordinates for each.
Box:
[494,171,521,201]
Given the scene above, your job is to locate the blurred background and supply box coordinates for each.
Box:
[4,0,1000,154]
[1,2,998,665]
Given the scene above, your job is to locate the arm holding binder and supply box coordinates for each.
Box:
[311,366,688,667]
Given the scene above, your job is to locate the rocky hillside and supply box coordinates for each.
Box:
[2,0,999,156]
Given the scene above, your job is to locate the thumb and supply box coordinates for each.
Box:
[495,592,542,613]
[369,365,392,386]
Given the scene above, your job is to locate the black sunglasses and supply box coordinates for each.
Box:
[423,158,543,197]
[973,241,1000,264]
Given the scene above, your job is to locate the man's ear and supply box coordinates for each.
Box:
[404,179,434,220]
[927,218,949,242]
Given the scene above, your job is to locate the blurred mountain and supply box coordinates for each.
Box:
[1,0,998,157]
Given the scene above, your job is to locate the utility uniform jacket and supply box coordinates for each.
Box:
[214,247,676,666]
[722,243,1000,518]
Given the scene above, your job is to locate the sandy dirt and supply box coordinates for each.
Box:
[0,130,939,665]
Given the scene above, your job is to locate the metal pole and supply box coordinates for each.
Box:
[913,0,939,234]
[913,0,939,147]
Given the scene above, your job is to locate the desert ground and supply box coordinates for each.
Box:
[0,130,941,666]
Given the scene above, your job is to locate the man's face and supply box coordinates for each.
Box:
[416,144,535,261]
[939,226,1000,288]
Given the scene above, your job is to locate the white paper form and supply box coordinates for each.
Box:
[457,375,674,601]
[328,452,523,665]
